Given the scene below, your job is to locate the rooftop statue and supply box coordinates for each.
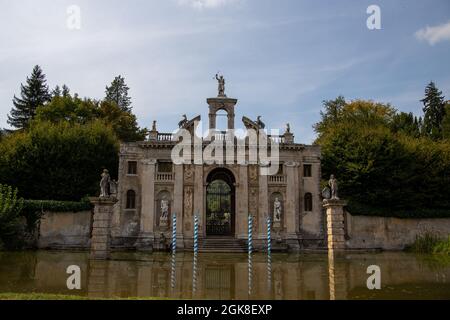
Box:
[215,73,226,97]
[256,116,266,129]
[178,114,188,128]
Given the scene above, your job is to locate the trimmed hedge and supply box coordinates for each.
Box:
[21,199,92,232]
[23,199,92,213]
[347,201,450,219]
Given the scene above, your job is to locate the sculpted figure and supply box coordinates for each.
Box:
[215,73,226,97]
[329,174,339,200]
[274,197,282,222]
[286,123,291,133]
[100,169,111,198]
[161,199,169,220]
[256,116,266,129]
[178,114,188,128]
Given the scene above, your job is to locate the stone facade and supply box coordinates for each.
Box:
[111,93,324,251]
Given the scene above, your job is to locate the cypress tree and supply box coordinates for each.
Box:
[7,65,51,129]
[421,81,446,140]
[105,75,132,112]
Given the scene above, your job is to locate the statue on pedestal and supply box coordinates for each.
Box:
[215,73,226,97]
[329,174,339,200]
[256,116,266,129]
[100,169,111,198]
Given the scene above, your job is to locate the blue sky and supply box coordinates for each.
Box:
[1,0,449,143]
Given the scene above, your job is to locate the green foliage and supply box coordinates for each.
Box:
[316,98,450,218]
[7,65,51,129]
[408,233,450,255]
[35,95,146,142]
[0,121,119,201]
[442,103,450,140]
[0,184,24,249]
[105,75,132,112]
[422,81,446,140]
[21,199,92,232]
[390,112,422,138]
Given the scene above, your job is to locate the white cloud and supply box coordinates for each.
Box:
[177,0,240,10]
[415,20,450,45]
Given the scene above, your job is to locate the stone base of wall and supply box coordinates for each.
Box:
[38,210,92,249]
[346,212,450,250]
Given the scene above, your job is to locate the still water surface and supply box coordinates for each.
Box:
[0,251,449,300]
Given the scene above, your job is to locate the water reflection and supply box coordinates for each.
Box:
[1,251,450,300]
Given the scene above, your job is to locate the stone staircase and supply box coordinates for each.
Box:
[200,237,247,253]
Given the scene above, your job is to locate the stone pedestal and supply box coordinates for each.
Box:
[89,197,118,260]
[323,199,347,251]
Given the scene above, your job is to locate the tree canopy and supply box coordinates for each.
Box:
[315,95,450,218]
[8,65,51,129]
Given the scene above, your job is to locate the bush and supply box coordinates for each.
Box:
[0,184,24,250]
[0,120,119,201]
[21,199,92,232]
[408,233,450,255]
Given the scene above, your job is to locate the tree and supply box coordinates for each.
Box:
[52,85,62,98]
[313,96,346,136]
[62,84,70,97]
[105,75,132,112]
[0,184,24,249]
[421,81,446,140]
[7,65,51,129]
[442,102,450,140]
[35,96,147,141]
[390,112,422,138]
[0,121,119,201]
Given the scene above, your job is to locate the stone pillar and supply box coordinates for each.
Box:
[236,164,249,239]
[285,162,300,249]
[138,159,157,250]
[193,165,204,238]
[258,166,269,240]
[173,164,184,248]
[89,197,118,260]
[323,199,347,251]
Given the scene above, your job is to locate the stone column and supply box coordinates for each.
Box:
[138,159,157,250]
[193,165,204,237]
[89,197,118,260]
[323,199,347,251]
[236,164,249,239]
[285,162,300,249]
[173,164,184,248]
[258,166,269,242]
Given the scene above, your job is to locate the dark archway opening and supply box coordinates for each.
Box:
[206,168,236,237]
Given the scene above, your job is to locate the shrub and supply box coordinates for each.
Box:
[0,120,119,201]
[0,184,24,249]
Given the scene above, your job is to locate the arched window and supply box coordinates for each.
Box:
[304,193,313,212]
[126,190,136,209]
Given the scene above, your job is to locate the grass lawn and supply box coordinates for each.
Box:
[0,293,167,300]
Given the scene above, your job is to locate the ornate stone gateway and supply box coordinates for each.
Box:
[206,168,235,236]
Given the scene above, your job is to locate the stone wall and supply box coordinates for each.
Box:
[346,212,450,250]
[38,210,92,249]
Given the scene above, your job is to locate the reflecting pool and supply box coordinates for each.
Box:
[0,251,450,300]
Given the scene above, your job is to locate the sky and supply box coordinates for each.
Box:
[1,0,450,143]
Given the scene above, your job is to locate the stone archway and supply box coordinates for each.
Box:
[206,168,236,237]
